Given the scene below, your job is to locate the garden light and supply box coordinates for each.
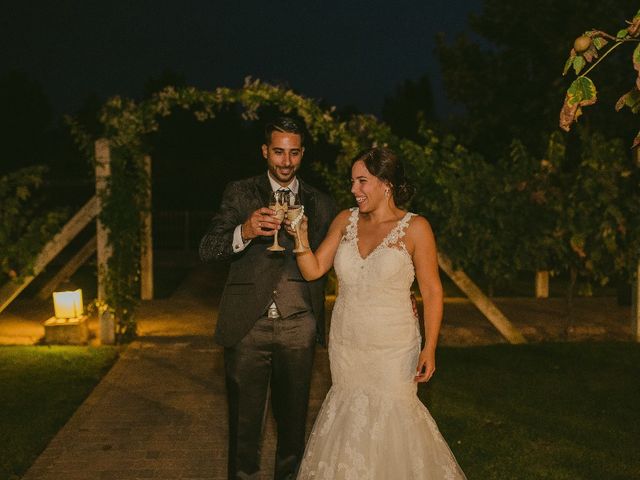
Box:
[52,289,84,319]
[45,288,88,344]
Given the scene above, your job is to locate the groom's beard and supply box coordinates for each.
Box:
[269,165,298,185]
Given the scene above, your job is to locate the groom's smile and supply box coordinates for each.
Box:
[262,131,304,187]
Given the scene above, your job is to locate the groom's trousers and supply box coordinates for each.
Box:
[224,310,317,480]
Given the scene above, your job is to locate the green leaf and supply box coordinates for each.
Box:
[563,56,574,75]
[617,28,629,38]
[634,43,640,90]
[567,77,597,106]
[15,186,29,200]
[560,77,597,131]
[615,88,640,113]
[573,56,586,75]
[592,37,607,50]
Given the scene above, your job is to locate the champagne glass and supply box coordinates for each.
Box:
[267,190,287,252]
[286,192,307,253]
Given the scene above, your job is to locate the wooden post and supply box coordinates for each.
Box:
[634,147,640,342]
[535,271,549,298]
[99,310,116,345]
[184,211,190,251]
[140,155,153,300]
[438,252,527,344]
[632,260,640,342]
[95,139,114,344]
[95,139,112,302]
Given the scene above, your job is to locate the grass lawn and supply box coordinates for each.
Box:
[0,346,119,480]
[423,342,640,480]
[0,343,637,479]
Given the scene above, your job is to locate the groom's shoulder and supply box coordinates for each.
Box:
[234,174,264,187]
[224,174,263,193]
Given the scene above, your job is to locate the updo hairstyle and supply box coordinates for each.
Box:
[352,147,415,205]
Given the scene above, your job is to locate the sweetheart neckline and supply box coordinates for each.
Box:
[353,210,413,261]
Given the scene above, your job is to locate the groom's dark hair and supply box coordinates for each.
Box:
[264,116,306,146]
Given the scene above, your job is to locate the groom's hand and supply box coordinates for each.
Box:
[410,293,419,319]
[242,208,280,239]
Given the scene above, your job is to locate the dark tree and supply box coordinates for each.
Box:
[382,75,436,142]
[436,0,636,160]
[0,71,52,174]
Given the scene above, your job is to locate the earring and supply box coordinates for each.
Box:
[384,189,390,197]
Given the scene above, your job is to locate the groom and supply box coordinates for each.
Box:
[199,116,336,479]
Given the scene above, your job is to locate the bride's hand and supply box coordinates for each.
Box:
[285,215,309,237]
[415,348,435,383]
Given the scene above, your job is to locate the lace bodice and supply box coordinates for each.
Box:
[338,207,415,291]
[332,208,418,349]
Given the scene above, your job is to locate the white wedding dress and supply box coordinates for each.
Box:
[298,208,466,479]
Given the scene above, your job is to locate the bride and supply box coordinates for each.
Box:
[289,147,466,479]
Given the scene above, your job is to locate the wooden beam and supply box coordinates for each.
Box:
[634,148,640,342]
[438,252,527,344]
[140,155,153,300]
[0,277,35,315]
[95,139,112,301]
[632,260,640,342]
[0,196,98,314]
[36,236,97,300]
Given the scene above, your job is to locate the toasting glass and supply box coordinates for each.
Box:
[267,190,287,252]
[286,192,307,253]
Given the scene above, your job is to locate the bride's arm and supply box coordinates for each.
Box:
[408,216,444,383]
[293,209,352,281]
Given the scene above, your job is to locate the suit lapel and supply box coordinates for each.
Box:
[255,173,273,206]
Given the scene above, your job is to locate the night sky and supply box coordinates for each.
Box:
[2,0,482,119]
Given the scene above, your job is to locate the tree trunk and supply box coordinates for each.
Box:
[565,266,578,339]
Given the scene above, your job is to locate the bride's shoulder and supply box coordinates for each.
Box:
[334,208,355,226]
[405,214,435,239]
[328,209,356,235]
[334,208,355,222]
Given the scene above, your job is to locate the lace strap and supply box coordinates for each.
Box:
[343,207,360,242]
[384,212,416,248]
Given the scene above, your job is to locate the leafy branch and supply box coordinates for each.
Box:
[0,167,67,284]
[560,8,640,146]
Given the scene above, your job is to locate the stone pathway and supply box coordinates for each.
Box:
[21,334,330,480]
[18,266,331,480]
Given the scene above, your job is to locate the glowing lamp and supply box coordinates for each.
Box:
[52,289,84,319]
[45,288,88,344]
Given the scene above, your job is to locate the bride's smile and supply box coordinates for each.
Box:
[351,159,389,213]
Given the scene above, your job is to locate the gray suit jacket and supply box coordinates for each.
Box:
[199,173,337,347]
